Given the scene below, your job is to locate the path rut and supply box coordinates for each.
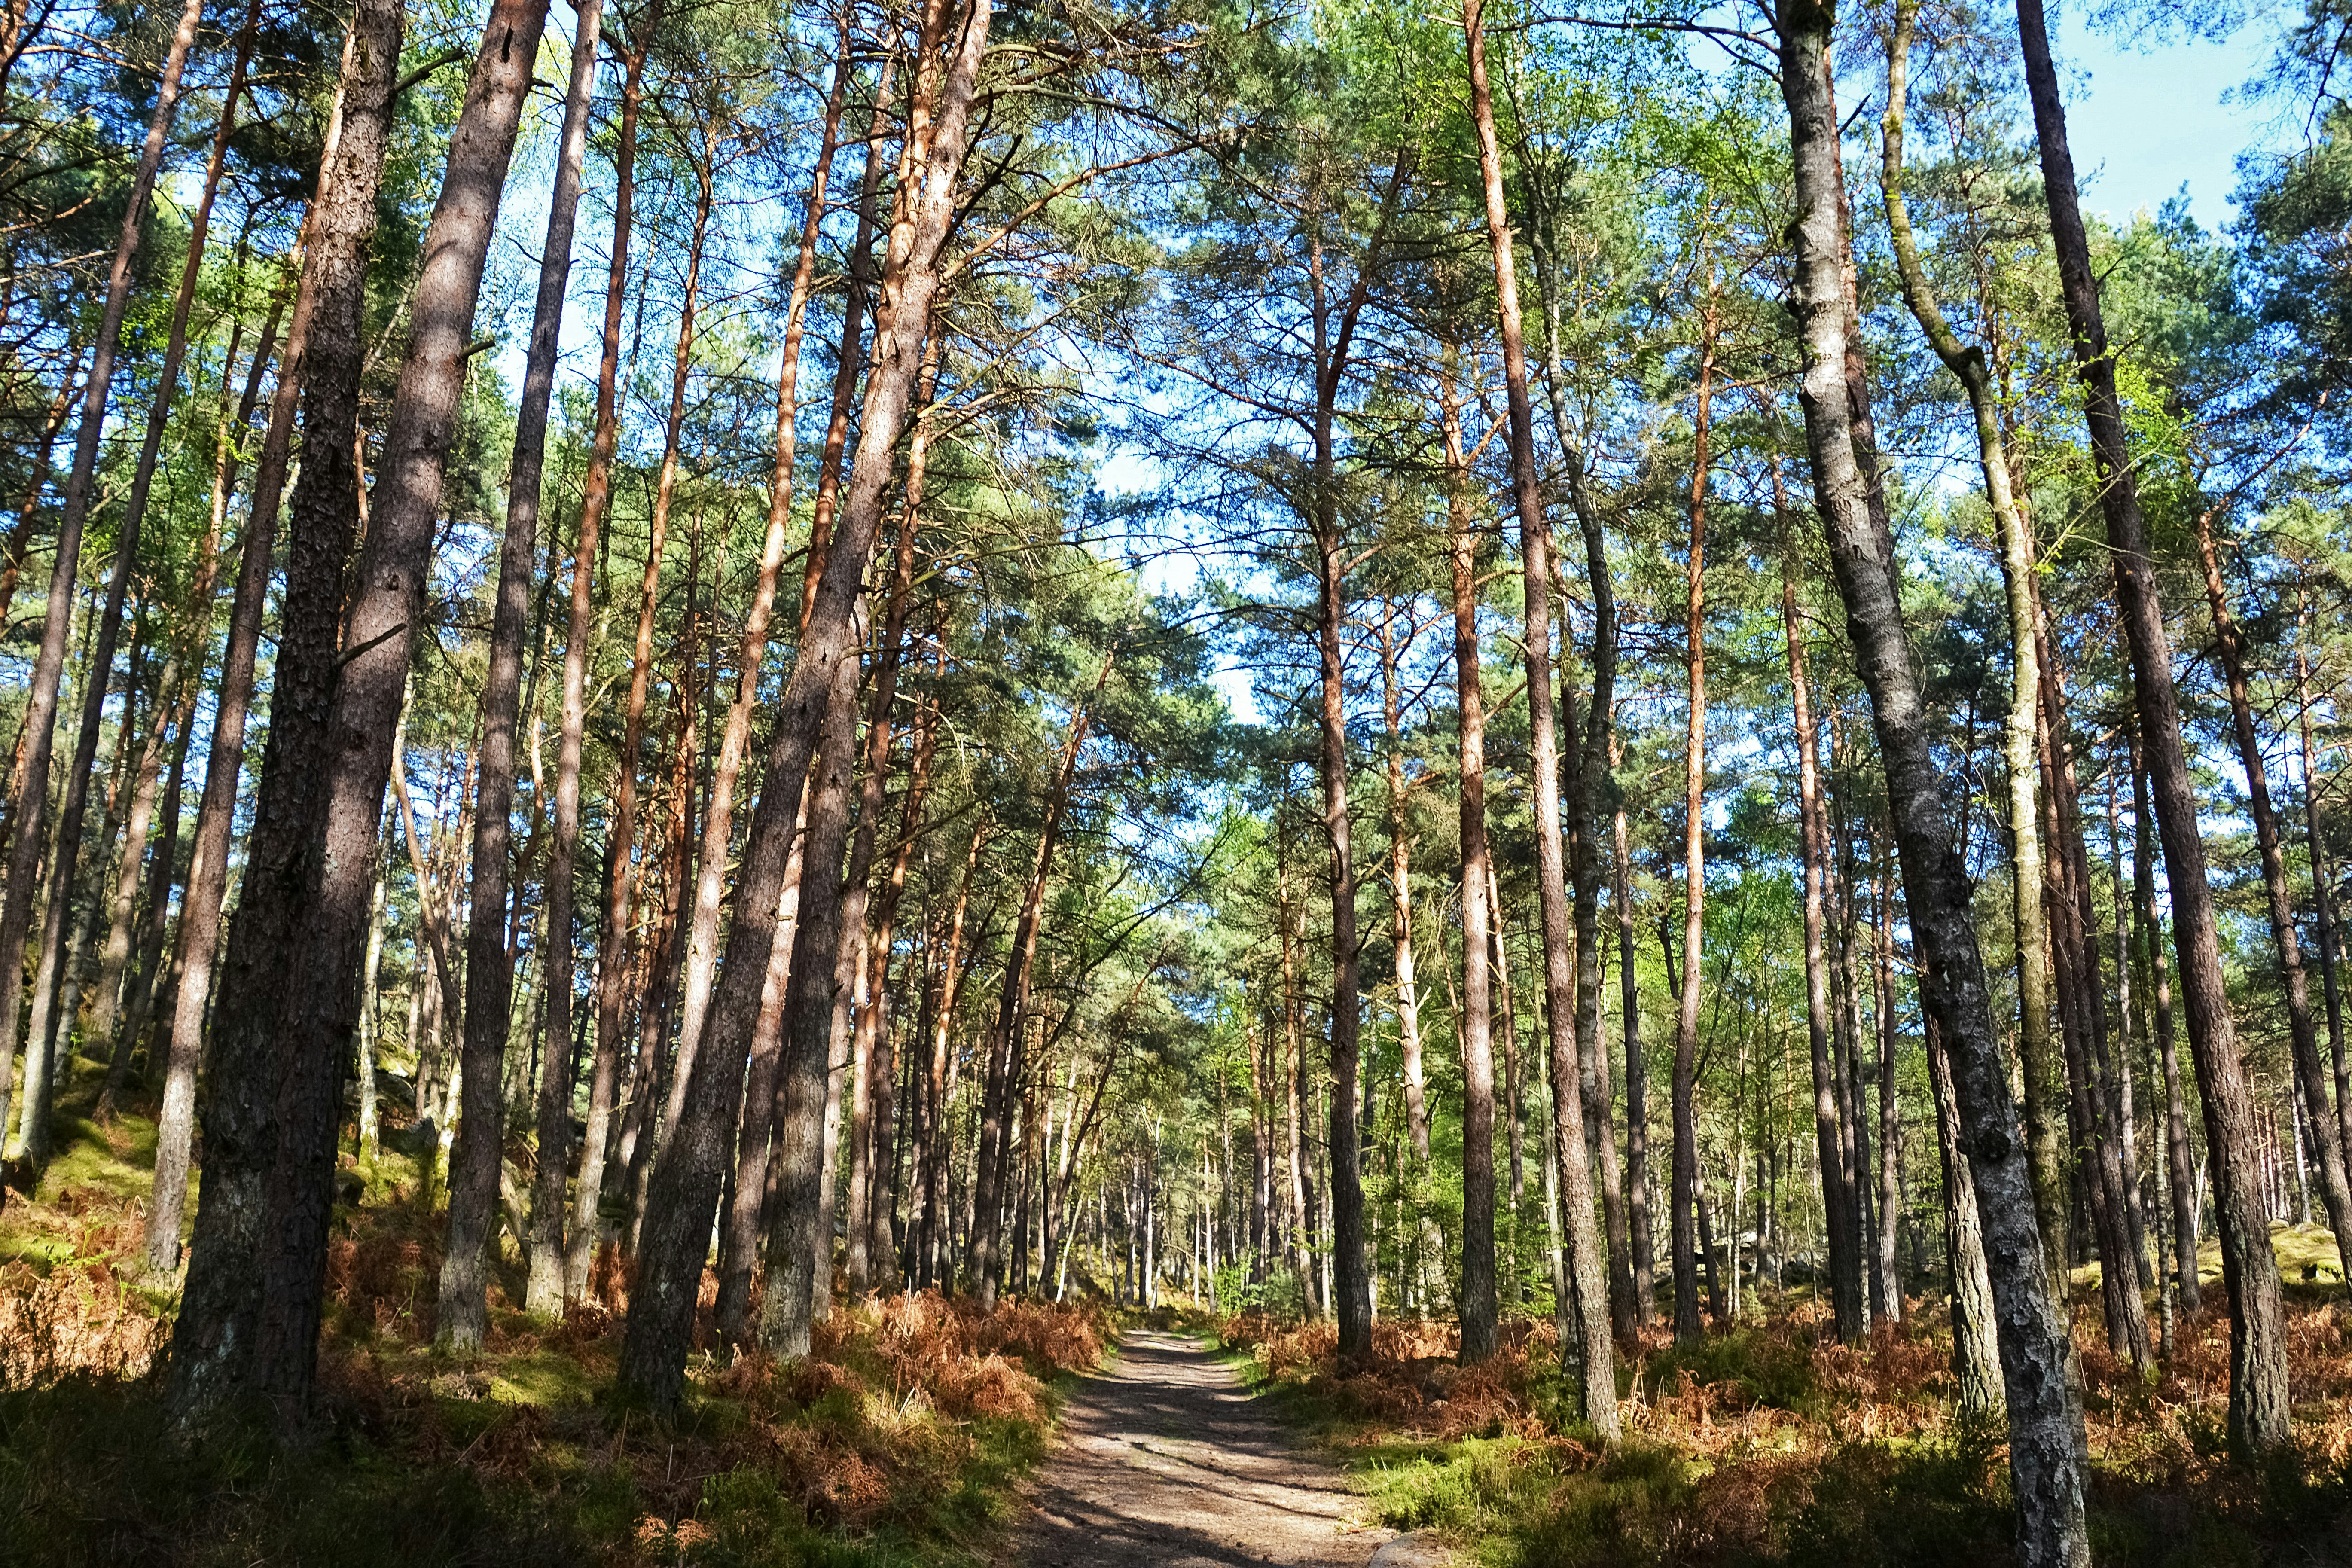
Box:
[1007,1329,1393,1568]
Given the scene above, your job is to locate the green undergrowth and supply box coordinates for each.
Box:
[0,1070,1110,1568]
[1219,1305,2352,1568]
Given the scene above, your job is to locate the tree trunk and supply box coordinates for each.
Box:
[619,120,720,1190]
[0,0,205,1150]
[918,816,987,1287]
[1780,3,2089,1557]
[1612,729,1653,1323]
[1873,854,1903,1320]
[1378,590,1433,1249]
[619,0,989,1408]
[505,0,607,1316]
[703,38,860,1327]
[797,52,893,634]
[0,348,79,628]
[2128,717,2203,1317]
[1881,6,2067,1283]
[163,0,405,1409]
[1447,374,1499,1361]
[843,350,937,1297]
[1925,1011,2006,1419]
[86,663,178,1069]
[2037,622,2153,1370]
[2014,0,2288,1454]
[245,0,550,1418]
[444,0,600,1338]
[557,3,662,1299]
[1533,194,1634,1342]
[1670,287,1715,1349]
[973,649,1113,1306]
[1769,486,1863,1335]
[1461,0,1616,1434]
[689,59,882,1336]
[859,693,938,1284]
[2297,628,2352,1166]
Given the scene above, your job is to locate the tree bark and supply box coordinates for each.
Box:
[1611,727,1653,1323]
[0,347,79,628]
[434,0,602,1337]
[620,118,721,1189]
[1670,286,1715,1348]
[1448,383,1499,1361]
[973,647,1113,1306]
[2123,718,2202,1317]
[844,353,938,1296]
[1781,3,2088,1558]
[1776,491,1865,1342]
[1926,1011,2006,1418]
[2297,627,2352,1166]
[501,0,607,1317]
[1462,0,1615,1434]
[1531,186,1635,1340]
[76,0,263,1088]
[557,2,662,1299]
[917,815,987,1287]
[1872,863,1903,1321]
[163,0,407,1415]
[1378,588,1433,1225]
[244,0,550,1416]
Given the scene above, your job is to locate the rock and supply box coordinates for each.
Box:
[1370,1530,1454,1568]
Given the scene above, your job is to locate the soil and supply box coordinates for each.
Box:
[1007,1328,1394,1568]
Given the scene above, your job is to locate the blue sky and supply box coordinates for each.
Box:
[2059,1,2294,232]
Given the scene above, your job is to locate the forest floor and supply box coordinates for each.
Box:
[1217,1273,2352,1568]
[0,1055,1111,1567]
[1005,1327,1396,1568]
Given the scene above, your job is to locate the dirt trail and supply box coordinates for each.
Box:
[1007,1329,1394,1568]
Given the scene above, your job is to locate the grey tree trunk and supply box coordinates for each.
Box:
[1612,743,1654,1323]
[703,38,855,1344]
[165,0,407,1414]
[1670,294,1714,1348]
[1780,3,2089,1559]
[1925,1012,2006,1419]
[2130,721,2202,1316]
[247,0,551,1415]
[1447,358,1499,1364]
[972,650,1113,1306]
[1531,206,1635,1342]
[2189,509,2352,1296]
[1880,5,2067,1284]
[2297,635,2352,1167]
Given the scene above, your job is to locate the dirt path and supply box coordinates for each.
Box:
[1007,1329,1395,1568]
